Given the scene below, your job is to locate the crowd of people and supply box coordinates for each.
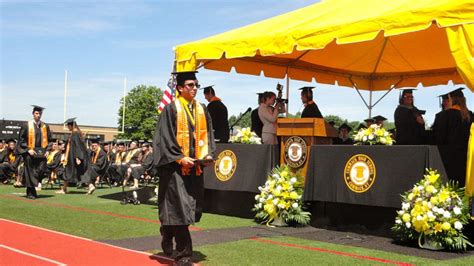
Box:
[0,106,157,198]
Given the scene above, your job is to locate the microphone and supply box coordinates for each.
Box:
[242,107,252,116]
[229,107,252,131]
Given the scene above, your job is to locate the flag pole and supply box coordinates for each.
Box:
[63,70,68,130]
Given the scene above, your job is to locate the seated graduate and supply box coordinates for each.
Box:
[372,115,387,128]
[121,141,141,187]
[0,139,21,184]
[128,141,154,189]
[0,139,7,163]
[44,139,63,186]
[86,138,108,190]
[107,141,126,186]
[333,123,354,145]
[299,86,323,118]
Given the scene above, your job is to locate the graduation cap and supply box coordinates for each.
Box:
[415,109,426,115]
[298,86,315,94]
[117,140,126,146]
[364,118,375,123]
[141,141,150,147]
[173,71,198,85]
[64,117,77,125]
[399,89,416,96]
[328,121,335,126]
[202,85,215,95]
[448,87,465,98]
[58,139,65,145]
[372,115,387,122]
[89,138,100,144]
[357,124,367,130]
[31,105,45,112]
[6,138,16,144]
[338,123,352,131]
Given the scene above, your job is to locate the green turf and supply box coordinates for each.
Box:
[2,185,474,265]
[0,185,254,240]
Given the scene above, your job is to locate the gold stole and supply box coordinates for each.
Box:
[174,96,208,175]
[92,147,101,164]
[28,120,48,149]
[8,151,16,163]
[124,148,139,163]
[115,152,123,164]
[47,150,58,164]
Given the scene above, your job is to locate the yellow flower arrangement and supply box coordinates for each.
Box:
[354,124,394,145]
[253,165,310,226]
[392,169,472,251]
[230,127,262,144]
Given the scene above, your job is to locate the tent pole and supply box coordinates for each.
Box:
[286,67,289,117]
[368,90,373,118]
[349,77,370,109]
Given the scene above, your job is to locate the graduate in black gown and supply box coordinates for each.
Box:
[299,86,323,118]
[57,118,90,194]
[17,105,52,199]
[107,142,126,185]
[333,123,354,145]
[251,92,264,138]
[0,139,21,184]
[85,138,107,193]
[0,140,7,163]
[203,86,230,143]
[129,142,154,187]
[122,141,142,188]
[153,71,216,264]
[44,140,62,186]
[394,89,426,145]
[433,87,473,186]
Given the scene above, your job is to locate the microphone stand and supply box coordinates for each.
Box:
[229,108,251,136]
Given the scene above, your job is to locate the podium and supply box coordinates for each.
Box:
[276,118,338,176]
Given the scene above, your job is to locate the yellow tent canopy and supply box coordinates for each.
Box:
[175,0,474,92]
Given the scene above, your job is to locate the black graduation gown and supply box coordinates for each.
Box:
[85,148,107,183]
[153,102,216,225]
[207,100,230,143]
[251,108,263,138]
[301,102,323,118]
[17,121,52,187]
[131,151,154,180]
[0,149,7,163]
[64,131,89,184]
[433,109,473,185]
[394,105,426,145]
[0,149,20,181]
[333,137,354,145]
[43,151,62,178]
[108,151,125,183]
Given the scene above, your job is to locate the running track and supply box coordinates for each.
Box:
[0,219,173,265]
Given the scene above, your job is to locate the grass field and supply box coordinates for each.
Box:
[1,185,473,265]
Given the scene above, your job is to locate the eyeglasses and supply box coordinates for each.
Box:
[184,82,200,89]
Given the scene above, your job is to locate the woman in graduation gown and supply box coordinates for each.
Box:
[433,88,473,186]
[57,118,90,194]
[394,89,426,145]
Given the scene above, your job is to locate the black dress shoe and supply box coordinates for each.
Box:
[161,240,173,256]
[174,257,193,266]
[26,195,36,200]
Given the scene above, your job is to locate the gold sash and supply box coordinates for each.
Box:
[124,148,139,163]
[174,96,208,175]
[8,152,16,164]
[27,120,48,149]
[47,150,58,164]
[92,147,101,164]
[115,152,124,164]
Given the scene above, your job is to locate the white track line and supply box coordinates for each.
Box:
[0,244,66,266]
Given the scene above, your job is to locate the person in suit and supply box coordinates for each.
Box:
[258,91,286,144]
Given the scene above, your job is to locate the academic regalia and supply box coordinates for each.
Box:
[153,101,216,225]
[17,118,52,197]
[433,108,474,185]
[44,150,62,181]
[394,105,425,145]
[207,99,230,143]
[85,147,107,183]
[108,150,125,184]
[0,148,20,182]
[64,131,90,184]
[130,150,154,180]
[301,102,323,118]
[0,147,7,163]
[251,108,263,138]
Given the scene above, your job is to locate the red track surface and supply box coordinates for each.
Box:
[0,219,173,266]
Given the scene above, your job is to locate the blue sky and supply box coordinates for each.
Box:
[1,0,472,128]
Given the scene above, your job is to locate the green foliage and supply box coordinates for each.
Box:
[117,85,162,140]
[229,112,251,129]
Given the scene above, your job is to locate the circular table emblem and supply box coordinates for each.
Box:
[214,150,237,181]
[344,154,376,193]
[284,136,307,168]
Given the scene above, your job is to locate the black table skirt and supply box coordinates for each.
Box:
[303,145,447,208]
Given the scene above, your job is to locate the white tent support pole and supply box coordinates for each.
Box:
[121,77,127,134]
[349,77,370,109]
[63,70,68,130]
[371,77,403,108]
[368,91,373,118]
[286,66,290,117]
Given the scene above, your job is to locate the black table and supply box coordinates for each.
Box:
[303,145,447,208]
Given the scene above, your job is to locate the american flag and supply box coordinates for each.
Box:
[158,74,177,113]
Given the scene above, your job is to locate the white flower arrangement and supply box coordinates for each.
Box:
[230,127,262,144]
[392,169,472,251]
[253,165,310,226]
[354,124,394,145]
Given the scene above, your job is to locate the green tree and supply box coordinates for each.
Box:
[117,85,162,140]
